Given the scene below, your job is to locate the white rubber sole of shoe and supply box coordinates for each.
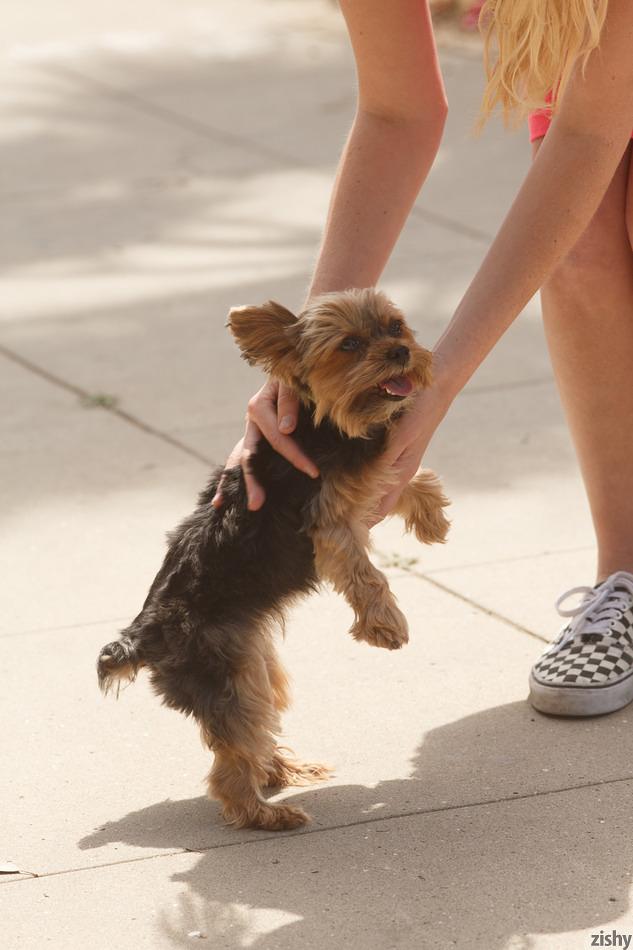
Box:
[529,670,633,716]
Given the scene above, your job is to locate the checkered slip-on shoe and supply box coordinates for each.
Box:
[529,570,633,716]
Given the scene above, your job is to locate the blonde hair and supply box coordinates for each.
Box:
[479,0,609,126]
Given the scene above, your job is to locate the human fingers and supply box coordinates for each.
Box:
[276,381,300,434]
[211,425,266,511]
[247,384,319,478]
[240,418,267,511]
[211,417,267,512]
[211,437,245,509]
[369,448,421,526]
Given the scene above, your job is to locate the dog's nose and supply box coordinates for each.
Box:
[387,345,409,363]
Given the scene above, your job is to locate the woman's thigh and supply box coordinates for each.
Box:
[533,139,632,278]
[627,148,633,253]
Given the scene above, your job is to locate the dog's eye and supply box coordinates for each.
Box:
[340,336,362,352]
[389,320,403,337]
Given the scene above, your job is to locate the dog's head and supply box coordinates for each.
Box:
[228,288,432,437]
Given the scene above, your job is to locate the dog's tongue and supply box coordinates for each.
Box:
[379,375,413,397]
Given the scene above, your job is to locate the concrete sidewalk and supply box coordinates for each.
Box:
[2,2,632,948]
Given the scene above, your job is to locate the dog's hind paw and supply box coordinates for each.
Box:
[225,801,310,831]
[97,638,140,695]
[265,750,333,788]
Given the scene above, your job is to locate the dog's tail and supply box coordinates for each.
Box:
[97,632,143,697]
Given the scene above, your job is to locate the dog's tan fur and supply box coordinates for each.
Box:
[215,289,449,826]
[99,289,449,832]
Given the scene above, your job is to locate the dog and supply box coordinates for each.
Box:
[97,288,450,831]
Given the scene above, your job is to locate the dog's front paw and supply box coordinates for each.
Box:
[409,503,451,545]
[399,470,451,545]
[351,601,409,650]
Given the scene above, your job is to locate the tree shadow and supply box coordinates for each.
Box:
[2,28,566,523]
[79,699,633,948]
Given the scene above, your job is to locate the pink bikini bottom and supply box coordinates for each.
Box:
[529,107,633,142]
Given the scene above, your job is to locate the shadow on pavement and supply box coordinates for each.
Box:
[3,41,574,543]
[79,700,633,949]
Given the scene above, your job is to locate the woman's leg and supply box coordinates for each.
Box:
[529,141,633,717]
[536,141,633,582]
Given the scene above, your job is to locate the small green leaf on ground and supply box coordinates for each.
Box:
[378,552,419,570]
[80,392,119,410]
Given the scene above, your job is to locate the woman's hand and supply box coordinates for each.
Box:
[212,379,319,511]
[370,373,453,525]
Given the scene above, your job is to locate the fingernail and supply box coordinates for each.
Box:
[305,465,319,479]
[279,415,294,433]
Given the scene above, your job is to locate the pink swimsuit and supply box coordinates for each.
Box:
[529,102,633,142]
[528,107,557,142]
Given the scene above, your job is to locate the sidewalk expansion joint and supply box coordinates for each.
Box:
[392,564,549,645]
[44,64,308,170]
[0,344,213,468]
[4,772,633,885]
[464,375,555,396]
[0,341,554,491]
[411,205,492,245]
[1,617,130,640]
[42,63,495,248]
[422,544,595,577]
[2,344,550,650]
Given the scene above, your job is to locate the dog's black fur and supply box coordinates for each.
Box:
[96,287,451,830]
[97,400,389,742]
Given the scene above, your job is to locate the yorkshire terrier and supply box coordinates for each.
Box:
[97,288,450,831]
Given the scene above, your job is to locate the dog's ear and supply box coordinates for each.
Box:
[227,301,301,383]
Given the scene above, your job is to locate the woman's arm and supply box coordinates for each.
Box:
[375,0,633,519]
[214,0,447,510]
[307,0,447,297]
[435,0,633,397]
